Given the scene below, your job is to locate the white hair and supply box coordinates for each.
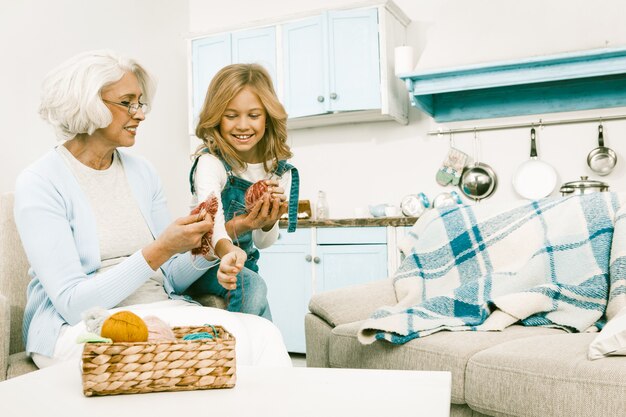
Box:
[39,49,157,141]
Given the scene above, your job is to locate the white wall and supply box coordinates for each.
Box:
[0,0,191,216]
[189,0,626,218]
[3,0,626,221]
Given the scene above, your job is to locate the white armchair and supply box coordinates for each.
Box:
[0,192,37,380]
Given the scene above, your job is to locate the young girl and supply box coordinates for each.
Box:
[188,63,299,321]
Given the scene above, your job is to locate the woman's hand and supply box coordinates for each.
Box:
[143,212,213,270]
[217,247,247,290]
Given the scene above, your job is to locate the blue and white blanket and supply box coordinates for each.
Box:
[358,192,626,345]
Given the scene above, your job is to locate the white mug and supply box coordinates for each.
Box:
[384,206,399,217]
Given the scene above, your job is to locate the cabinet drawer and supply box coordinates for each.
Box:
[317,227,386,245]
[275,228,311,245]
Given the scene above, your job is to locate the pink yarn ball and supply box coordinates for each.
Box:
[143,315,176,342]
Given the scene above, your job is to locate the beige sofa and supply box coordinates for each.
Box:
[305,279,626,417]
[0,192,225,381]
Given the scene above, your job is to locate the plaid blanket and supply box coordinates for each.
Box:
[358,192,626,345]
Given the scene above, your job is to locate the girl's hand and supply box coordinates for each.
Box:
[244,194,285,231]
[265,179,287,202]
[217,247,247,290]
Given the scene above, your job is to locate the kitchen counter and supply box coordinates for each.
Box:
[279,217,418,228]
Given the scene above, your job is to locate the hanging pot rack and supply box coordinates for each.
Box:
[427,113,626,136]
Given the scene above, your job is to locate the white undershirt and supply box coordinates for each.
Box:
[57,146,168,306]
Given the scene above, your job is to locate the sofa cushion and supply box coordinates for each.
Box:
[329,321,564,404]
[309,278,397,327]
[588,306,626,359]
[466,333,626,417]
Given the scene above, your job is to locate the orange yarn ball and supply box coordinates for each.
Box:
[100,311,148,343]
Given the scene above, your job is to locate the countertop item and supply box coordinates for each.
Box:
[280,217,418,228]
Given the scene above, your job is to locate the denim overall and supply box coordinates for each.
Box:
[187,151,300,319]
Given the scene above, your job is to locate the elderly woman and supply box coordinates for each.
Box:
[14,50,291,368]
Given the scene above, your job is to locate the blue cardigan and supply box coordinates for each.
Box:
[14,148,216,356]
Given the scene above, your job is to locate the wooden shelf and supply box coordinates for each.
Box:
[399,47,626,122]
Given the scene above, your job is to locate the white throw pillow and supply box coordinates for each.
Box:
[588,307,626,360]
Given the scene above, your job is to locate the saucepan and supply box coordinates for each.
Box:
[587,124,617,176]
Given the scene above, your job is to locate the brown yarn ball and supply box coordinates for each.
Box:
[245,180,269,210]
[100,311,148,343]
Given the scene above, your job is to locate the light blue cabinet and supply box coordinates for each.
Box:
[191,34,231,129]
[315,227,387,292]
[283,9,381,119]
[257,228,312,354]
[258,226,388,353]
[190,27,276,130]
[188,2,410,131]
[282,16,328,118]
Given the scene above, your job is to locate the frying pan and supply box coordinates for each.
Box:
[512,128,557,200]
[587,124,617,176]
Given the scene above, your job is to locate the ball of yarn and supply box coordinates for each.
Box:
[190,192,219,256]
[245,180,269,211]
[143,315,176,342]
[81,306,110,335]
[100,311,148,343]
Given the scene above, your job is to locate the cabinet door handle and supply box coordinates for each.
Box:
[329,92,338,100]
[313,256,321,264]
[305,255,312,262]
[317,95,325,103]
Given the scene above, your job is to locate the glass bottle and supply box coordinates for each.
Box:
[316,190,329,220]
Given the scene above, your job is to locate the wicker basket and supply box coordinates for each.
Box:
[81,325,236,396]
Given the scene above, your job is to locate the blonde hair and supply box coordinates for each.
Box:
[39,49,156,141]
[195,63,291,173]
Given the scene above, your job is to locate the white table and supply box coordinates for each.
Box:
[0,361,451,417]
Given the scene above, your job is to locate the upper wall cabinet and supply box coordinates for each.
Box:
[188,1,410,132]
[283,9,381,119]
[400,47,626,123]
[190,27,276,131]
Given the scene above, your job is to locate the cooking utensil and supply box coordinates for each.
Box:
[560,176,609,196]
[587,124,617,176]
[459,133,498,202]
[512,127,557,200]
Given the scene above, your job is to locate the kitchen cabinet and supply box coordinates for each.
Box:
[257,226,389,353]
[282,9,381,119]
[315,227,388,292]
[283,4,409,128]
[189,27,276,131]
[256,228,312,354]
[188,1,409,132]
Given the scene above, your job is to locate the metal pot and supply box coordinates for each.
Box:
[458,133,498,202]
[459,162,498,201]
[587,124,617,176]
[559,176,609,196]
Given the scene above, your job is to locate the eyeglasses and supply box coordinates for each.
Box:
[102,99,149,115]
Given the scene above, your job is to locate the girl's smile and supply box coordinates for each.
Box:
[220,86,266,163]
